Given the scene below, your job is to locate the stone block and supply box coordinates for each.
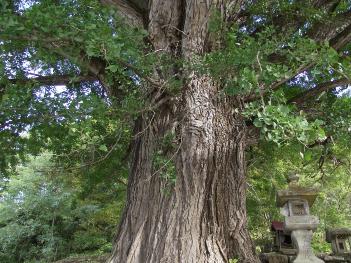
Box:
[284,216,319,231]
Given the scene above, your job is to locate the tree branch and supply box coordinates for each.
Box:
[307,9,351,42]
[289,78,351,105]
[115,58,161,87]
[330,23,351,51]
[0,74,98,100]
[5,74,97,87]
[243,62,315,102]
[246,125,261,146]
[244,0,344,40]
[244,17,351,103]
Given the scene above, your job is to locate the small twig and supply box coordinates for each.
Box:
[161,24,188,36]
[256,51,266,107]
[256,51,263,73]
[133,110,156,139]
[116,58,161,87]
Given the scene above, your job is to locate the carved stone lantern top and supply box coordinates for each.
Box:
[276,173,319,208]
[287,173,300,187]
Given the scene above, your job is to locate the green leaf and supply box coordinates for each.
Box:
[317,128,326,140]
[304,151,312,161]
[99,144,108,152]
[106,65,119,73]
[253,118,263,127]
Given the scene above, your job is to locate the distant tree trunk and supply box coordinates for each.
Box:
[108,0,260,262]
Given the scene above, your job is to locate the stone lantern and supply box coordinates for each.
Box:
[326,228,351,259]
[276,173,324,263]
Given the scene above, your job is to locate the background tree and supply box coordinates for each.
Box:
[0,153,126,263]
[1,0,351,262]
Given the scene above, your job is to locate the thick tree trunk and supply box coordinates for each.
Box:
[108,75,258,263]
[108,0,260,262]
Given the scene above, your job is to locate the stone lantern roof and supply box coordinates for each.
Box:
[276,173,319,208]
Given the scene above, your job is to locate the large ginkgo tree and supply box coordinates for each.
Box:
[1,0,351,262]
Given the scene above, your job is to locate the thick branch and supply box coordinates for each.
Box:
[330,23,351,50]
[0,74,97,100]
[312,0,342,12]
[244,18,351,103]
[5,74,97,86]
[244,0,343,40]
[289,78,351,105]
[307,9,351,42]
[1,36,161,103]
[243,62,315,102]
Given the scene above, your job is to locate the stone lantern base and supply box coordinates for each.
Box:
[291,230,324,263]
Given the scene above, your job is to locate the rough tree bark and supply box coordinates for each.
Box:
[108,0,260,262]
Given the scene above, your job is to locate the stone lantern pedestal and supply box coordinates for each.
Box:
[277,174,324,263]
